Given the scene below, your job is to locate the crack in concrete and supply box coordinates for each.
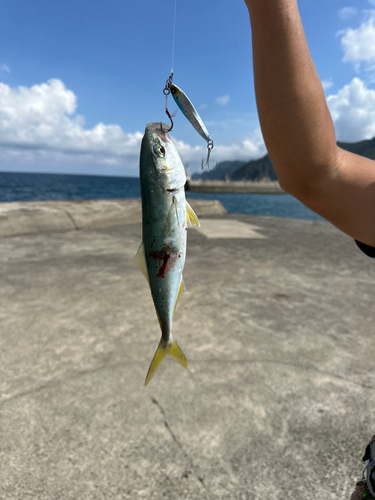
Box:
[194,357,375,390]
[63,210,79,230]
[1,356,372,409]
[0,359,125,407]
[151,397,206,488]
[0,379,57,406]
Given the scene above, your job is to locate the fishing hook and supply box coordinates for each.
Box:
[164,100,174,132]
[201,140,217,171]
[162,72,174,132]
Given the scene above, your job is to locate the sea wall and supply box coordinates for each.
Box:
[0,198,226,237]
[186,180,285,194]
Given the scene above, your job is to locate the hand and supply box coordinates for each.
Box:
[350,481,366,500]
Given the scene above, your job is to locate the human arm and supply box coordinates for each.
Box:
[244,0,375,248]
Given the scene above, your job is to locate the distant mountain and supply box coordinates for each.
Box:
[191,155,277,182]
[191,161,246,180]
[191,136,375,182]
[231,154,278,181]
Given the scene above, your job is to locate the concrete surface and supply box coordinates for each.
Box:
[0,204,374,500]
[0,199,226,237]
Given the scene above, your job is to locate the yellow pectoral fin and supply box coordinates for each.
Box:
[145,337,188,387]
[186,201,200,227]
[134,242,150,285]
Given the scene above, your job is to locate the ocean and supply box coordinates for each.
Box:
[0,172,323,221]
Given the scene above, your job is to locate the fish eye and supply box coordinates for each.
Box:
[153,144,166,158]
[171,88,176,94]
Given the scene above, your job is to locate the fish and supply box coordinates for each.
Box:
[134,122,200,386]
[169,83,212,145]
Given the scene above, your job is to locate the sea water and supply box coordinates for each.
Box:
[0,172,323,221]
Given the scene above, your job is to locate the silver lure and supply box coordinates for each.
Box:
[134,122,200,386]
[168,83,215,170]
[169,83,211,143]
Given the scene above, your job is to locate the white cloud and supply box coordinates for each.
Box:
[0,78,266,175]
[215,95,230,106]
[327,77,375,141]
[215,128,266,160]
[339,7,358,20]
[321,79,334,91]
[0,64,10,73]
[340,14,375,65]
[0,79,143,173]
[172,128,266,166]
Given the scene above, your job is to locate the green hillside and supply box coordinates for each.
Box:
[337,137,375,159]
[231,154,278,181]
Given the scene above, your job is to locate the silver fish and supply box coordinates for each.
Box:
[134,122,200,386]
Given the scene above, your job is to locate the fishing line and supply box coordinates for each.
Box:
[162,0,217,170]
[162,0,177,132]
[171,0,177,75]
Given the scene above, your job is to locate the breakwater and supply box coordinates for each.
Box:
[186,180,285,194]
[0,198,226,237]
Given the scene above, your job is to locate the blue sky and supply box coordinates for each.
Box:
[1,0,375,176]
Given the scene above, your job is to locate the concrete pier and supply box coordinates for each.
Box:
[0,198,226,237]
[0,199,374,500]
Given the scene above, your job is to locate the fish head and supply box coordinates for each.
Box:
[140,122,186,190]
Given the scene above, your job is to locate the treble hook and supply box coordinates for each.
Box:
[162,71,174,132]
[201,140,217,171]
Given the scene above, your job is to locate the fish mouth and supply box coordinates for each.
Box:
[145,122,171,140]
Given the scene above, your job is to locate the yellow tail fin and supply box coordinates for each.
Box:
[145,338,188,387]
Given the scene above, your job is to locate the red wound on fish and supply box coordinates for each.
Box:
[158,253,170,278]
[149,251,171,278]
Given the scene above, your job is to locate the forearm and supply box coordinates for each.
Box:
[245,0,338,196]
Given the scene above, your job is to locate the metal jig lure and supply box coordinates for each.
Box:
[163,76,216,170]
